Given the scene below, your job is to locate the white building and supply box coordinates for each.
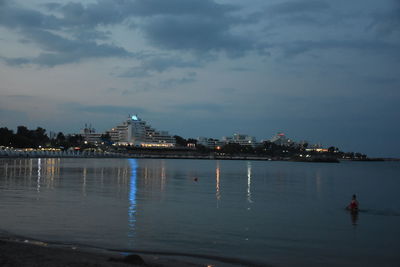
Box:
[222,133,258,147]
[197,137,224,149]
[81,124,102,144]
[270,132,293,146]
[107,115,176,147]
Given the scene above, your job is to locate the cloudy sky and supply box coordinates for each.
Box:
[0,0,399,157]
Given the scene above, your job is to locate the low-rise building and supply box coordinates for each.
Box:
[222,133,258,147]
[270,132,293,146]
[81,124,102,144]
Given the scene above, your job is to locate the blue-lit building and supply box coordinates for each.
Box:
[106,115,176,147]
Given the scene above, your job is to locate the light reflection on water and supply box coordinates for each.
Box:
[215,161,221,202]
[128,159,137,243]
[0,158,399,267]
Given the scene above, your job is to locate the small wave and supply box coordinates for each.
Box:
[359,209,400,217]
[110,248,269,267]
[0,231,270,267]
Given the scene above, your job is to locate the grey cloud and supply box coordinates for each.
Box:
[261,0,334,28]
[174,102,223,113]
[104,87,148,96]
[119,55,202,77]
[58,1,125,27]
[365,76,400,86]
[125,0,237,17]
[74,104,147,115]
[368,4,400,37]
[3,29,130,66]
[45,0,237,27]
[228,67,253,72]
[220,88,236,93]
[42,3,62,11]
[141,15,253,56]
[1,0,256,67]
[118,67,151,78]
[141,56,201,72]
[3,94,35,99]
[0,1,129,66]
[279,39,400,58]
[267,0,330,15]
[161,72,197,88]
[0,2,60,30]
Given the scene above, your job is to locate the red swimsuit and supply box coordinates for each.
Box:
[349,200,358,209]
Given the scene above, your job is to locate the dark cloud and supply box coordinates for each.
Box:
[2,29,130,66]
[261,0,334,28]
[50,0,253,56]
[0,0,256,67]
[0,1,129,66]
[368,3,400,37]
[266,0,330,15]
[141,15,252,56]
[278,39,400,58]
[126,0,237,17]
[0,0,62,30]
[57,1,125,27]
[1,0,399,69]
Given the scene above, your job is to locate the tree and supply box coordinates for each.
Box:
[0,127,14,146]
[33,127,49,147]
[221,143,242,154]
[174,135,187,147]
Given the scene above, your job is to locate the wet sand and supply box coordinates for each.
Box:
[0,239,205,267]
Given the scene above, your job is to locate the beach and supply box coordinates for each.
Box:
[0,238,205,267]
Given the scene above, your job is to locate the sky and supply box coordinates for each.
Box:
[0,0,399,157]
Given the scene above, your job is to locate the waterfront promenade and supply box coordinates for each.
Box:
[0,148,273,161]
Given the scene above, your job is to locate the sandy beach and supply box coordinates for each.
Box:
[0,238,206,267]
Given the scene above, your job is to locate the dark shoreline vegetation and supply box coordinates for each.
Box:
[0,125,388,162]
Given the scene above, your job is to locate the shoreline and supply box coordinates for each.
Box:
[0,154,394,162]
[0,233,266,267]
[0,236,213,267]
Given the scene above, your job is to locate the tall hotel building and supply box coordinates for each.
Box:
[106,115,176,147]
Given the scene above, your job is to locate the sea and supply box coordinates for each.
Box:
[0,158,399,267]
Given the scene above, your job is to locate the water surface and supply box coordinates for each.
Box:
[0,158,399,266]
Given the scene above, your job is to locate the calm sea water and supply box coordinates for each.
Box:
[0,158,399,266]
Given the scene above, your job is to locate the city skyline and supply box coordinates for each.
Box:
[1,0,399,157]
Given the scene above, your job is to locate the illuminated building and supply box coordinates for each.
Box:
[106,115,176,147]
[197,137,224,149]
[222,133,257,147]
[81,124,102,143]
[270,132,293,146]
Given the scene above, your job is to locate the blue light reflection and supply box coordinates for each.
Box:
[128,159,138,242]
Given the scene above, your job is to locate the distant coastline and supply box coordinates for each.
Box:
[0,149,394,162]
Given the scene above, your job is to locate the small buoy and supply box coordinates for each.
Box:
[194,177,198,182]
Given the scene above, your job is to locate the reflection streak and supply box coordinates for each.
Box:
[128,159,138,241]
[216,161,221,201]
[37,158,41,193]
[247,161,253,203]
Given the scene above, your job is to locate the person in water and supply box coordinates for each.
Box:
[347,194,359,211]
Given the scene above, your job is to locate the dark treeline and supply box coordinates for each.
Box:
[0,126,84,149]
[172,135,368,160]
[1,126,368,159]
